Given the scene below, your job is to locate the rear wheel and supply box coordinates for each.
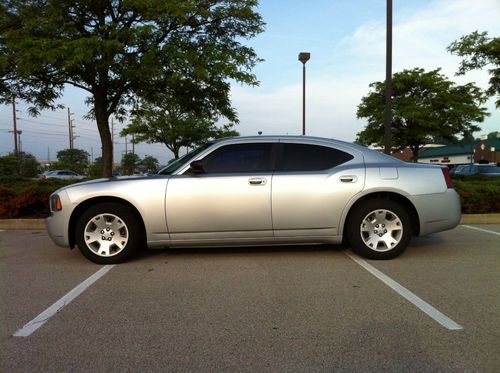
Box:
[75,202,142,264]
[347,199,411,259]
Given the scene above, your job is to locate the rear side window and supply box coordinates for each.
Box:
[278,143,353,172]
[202,143,274,173]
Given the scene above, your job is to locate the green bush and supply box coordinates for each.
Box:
[0,177,81,218]
[452,175,500,214]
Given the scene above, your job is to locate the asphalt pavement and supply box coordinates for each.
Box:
[0,226,499,372]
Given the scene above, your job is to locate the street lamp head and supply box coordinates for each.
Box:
[298,52,310,64]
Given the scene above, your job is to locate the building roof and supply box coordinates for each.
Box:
[419,138,500,158]
[419,144,474,158]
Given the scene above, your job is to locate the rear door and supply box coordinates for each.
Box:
[272,141,365,237]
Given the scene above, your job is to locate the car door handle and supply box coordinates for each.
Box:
[248,177,267,185]
[340,175,357,183]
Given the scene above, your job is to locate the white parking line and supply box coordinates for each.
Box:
[13,265,115,337]
[461,225,500,236]
[346,253,463,330]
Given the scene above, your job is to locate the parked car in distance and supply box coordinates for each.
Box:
[452,164,500,176]
[46,136,461,264]
[43,170,87,180]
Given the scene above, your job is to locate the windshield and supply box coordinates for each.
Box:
[157,142,213,175]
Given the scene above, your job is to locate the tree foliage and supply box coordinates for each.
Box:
[55,148,89,173]
[0,152,39,177]
[0,0,264,177]
[121,152,140,176]
[122,96,239,159]
[448,31,500,108]
[87,157,103,178]
[141,155,159,174]
[356,68,488,162]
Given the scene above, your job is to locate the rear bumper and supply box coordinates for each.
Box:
[410,189,461,236]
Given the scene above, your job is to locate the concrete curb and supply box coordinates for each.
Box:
[0,219,46,230]
[1,214,500,230]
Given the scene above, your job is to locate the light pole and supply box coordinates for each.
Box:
[298,52,310,136]
[384,0,393,155]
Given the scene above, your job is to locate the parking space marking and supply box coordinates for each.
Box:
[461,225,500,237]
[346,253,463,330]
[13,265,115,337]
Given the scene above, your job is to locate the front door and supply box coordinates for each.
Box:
[166,142,275,241]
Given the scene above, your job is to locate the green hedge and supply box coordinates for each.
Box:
[0,175,499,218]
[452,175,500,214]
[0,177,84,218]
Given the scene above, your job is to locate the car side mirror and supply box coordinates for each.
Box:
[188,160,205,174]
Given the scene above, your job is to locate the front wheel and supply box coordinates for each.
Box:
[346,199,411,260]
[75,202,142,264]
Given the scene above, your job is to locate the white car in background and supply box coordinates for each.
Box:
[43,170,87,180]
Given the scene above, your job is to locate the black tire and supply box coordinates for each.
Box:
[346,199,411,260]
[75,202,142,264]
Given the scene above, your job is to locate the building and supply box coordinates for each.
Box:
[419,138,500,165]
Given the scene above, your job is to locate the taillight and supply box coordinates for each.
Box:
[50,194,62,211]
[441,167,453,188]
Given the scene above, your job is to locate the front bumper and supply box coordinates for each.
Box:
[46,190,72,248]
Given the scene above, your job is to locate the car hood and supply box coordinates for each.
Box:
[52,174,171,194]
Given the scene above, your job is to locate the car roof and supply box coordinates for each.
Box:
[214,135,404,164]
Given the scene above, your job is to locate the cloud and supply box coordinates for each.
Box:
[233,0,500,141]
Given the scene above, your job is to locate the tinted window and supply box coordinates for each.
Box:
[278,143,353,171]
[158,142,213,175]
[479,165,500,173]
[202,143,273,173]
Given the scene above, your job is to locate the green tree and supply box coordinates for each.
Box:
[122,97,239,159]
[448,31,500,108]
[121,153,140,176]
[55,148,89,174]
[141,155,159,174]
[0,154,19,176]
[88,157,103,178]
[0,152,39,177]
[19,153,39,177]
[356,68,488,162]
[0,1,264,177]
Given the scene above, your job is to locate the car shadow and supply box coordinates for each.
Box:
[131,243,346,261]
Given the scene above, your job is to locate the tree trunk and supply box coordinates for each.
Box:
[94,98,113,178]
[173,146,180,160]
[411,146,419,163]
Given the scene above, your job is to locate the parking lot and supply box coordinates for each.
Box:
[1,225,499,372]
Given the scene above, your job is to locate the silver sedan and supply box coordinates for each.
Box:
[46,136,461,264]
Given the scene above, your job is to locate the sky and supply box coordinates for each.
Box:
[1,0,499,165]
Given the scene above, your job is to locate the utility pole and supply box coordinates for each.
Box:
[125,136,128,154]
[91,147,94,163]
[132,134,135,156]
[384,0,393,155]
[111,117,114,171]
[67,107,75,149]
[17,131,22,154]
[12,96,18,157]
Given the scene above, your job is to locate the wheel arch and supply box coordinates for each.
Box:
[68,196,147,249]
[342,192,420,241]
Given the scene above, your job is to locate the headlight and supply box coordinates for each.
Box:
[50,194,62,212]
